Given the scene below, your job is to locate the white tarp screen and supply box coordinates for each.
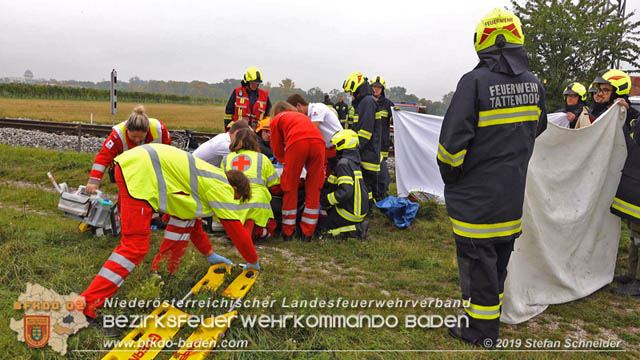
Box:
[501,106,628,324]
[393,110,444,199]
[393,107,628,324]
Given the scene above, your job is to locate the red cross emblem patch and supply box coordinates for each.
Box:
[231,154,252,172]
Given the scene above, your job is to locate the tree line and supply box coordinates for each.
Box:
[0,83,223,105]
[512,0,639,110]
[0,77,453,115]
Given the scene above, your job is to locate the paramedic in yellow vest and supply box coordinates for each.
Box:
[221,128,280,241]
[77,144,260,319]
[224,66,272,130]
[86,105,171,194]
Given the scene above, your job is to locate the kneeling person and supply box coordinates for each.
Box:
[78,144,260,319]
[221,128,280,241]
[319,130,369,239]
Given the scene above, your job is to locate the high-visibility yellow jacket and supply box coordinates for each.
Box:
[221,150,279,227]
[114,143,248,222]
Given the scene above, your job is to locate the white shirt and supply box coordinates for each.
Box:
[193,133,231,167]
[308,103,343,148]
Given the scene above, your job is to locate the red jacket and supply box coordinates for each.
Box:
[89,119,171,184]
[270,111,324,164]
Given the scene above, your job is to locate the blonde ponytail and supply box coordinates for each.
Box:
[126,104,150,132]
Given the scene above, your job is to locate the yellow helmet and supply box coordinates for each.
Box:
[370,76,386,89]
[474,8,524,53]
[563,82,587,102]
[591,69,631,96]
[343,72,366,93]
[256,117,270,133]
[331,129,359,151]
[243,66,263,83]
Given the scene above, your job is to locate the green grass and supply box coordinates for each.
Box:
[1,144,639,359]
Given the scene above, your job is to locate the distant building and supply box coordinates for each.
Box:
[24,70,34,82]
[631,76,640,97]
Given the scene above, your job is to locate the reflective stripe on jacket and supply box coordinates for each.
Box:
[232,87,269,127]
[611,109,640,223]
[112,118,163,152]
[114,143,248,222]
[437,65,547,241]
[352,83,381,172]
[321,150,369,223]
[221,150,279,226]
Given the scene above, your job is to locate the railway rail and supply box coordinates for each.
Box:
[0,117,218,145]
[0,117,395,155]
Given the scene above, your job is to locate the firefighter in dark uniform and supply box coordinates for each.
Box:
[555,82,593,129]
[590,69,638,122]
[323,94,335,109]
[438,8,547,347]
[601,70,640,295]
[370,76,393,200]
[224,66,272,131]
[335,96,350,127]
[320,130,369,239]
[343,72,381,212]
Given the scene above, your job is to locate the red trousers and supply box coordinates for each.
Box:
[281,139,325,236]
[81,165,154,318]
[151,217,212,274]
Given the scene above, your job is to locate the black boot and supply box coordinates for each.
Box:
[366,200,376,218]
[356,221,369,240]
[282,232,294,242]
[612,280,640,296]
[613,274,634,284]
[447,326,495,349]
[299,232,313,242]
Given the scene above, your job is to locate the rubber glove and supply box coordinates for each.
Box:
[207,253,232,266]
[243,261,260,272]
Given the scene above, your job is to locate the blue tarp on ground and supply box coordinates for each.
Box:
[376,196,419,229]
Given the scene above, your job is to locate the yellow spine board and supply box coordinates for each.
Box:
[169,311,238,360]
[101,302,189,360]
[221,269,259,299]
[191,263,230,294]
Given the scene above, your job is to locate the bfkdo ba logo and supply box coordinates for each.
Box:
[24,315,50,348]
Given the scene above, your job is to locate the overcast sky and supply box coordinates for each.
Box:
[1,0,638,101]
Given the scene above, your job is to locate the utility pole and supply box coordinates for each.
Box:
[110,69,117,126]
[605,0,627,68]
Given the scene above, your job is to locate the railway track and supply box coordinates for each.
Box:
[0,117,395,156]
[0,117,218,144]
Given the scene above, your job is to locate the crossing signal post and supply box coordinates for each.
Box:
[110,69,117,126]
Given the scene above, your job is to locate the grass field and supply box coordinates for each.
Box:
[1,144,640,359]
[0,98,226,132]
